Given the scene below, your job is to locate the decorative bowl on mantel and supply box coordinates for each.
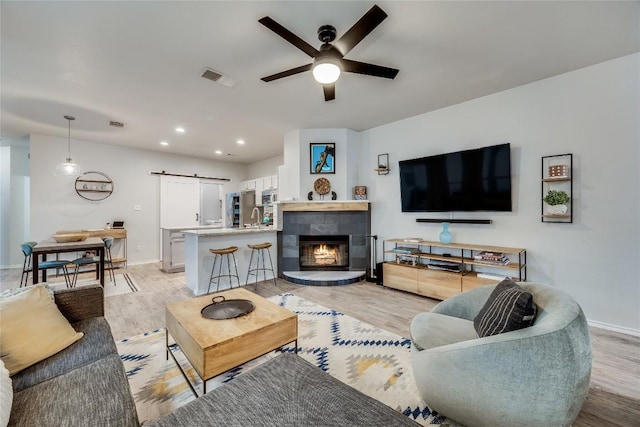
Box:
[53,233,89,243]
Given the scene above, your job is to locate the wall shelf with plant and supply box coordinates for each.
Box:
[541,154,573,223]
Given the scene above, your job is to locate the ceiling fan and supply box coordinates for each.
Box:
[259,4,399,101]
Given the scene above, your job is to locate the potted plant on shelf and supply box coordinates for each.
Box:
[543,190,570,215]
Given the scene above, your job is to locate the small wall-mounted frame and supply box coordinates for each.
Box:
[375,153,389,175]
[310,143,335,174]
[75,171,114,201]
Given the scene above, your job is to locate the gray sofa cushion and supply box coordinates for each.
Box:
[147,353,419,427]
[10,354,139,427]
[11,317,117,393]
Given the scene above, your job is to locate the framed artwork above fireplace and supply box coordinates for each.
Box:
[310,143,335,174]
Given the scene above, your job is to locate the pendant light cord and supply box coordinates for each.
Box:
[64,115,75,161]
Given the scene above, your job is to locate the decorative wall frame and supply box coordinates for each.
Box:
[75,171,114,201]
[375,153,389,175]
[310,143,335,174]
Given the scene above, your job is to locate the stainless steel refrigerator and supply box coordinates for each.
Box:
[225,192,240,228]
[225,190,257,228]
[240,190,258,226]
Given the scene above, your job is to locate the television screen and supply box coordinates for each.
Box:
[399,143,512,212]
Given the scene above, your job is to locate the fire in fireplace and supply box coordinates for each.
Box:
[299,235,349,270]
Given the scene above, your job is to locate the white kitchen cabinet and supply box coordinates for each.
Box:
[255,178,265,206]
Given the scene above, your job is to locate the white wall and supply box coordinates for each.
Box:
[284,128,362,201]
[30,135,248,263]
[0,143,30,267]
[361,53,640,332]
[246,154,283,180]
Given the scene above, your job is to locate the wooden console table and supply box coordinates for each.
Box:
[56,228,127,267]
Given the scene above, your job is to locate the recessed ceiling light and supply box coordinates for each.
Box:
[215,150,222,155]
[160,141,169,146]
[175,127,185,133]
[237,139,245,145]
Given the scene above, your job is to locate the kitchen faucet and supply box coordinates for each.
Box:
[251,207,261,228]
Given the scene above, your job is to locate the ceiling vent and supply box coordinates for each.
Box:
[109,121,125,128]
[201,67,238,88]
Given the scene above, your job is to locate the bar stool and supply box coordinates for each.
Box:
[208,246,240,293]
[245,242,277,290]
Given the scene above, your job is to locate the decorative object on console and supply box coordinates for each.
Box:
[542,153,573,223]
[310,143,335,174]
[375,153,390,175]
[55,115,81,177]
[354,186,367,200]
[75,171,114,201]
[439,222,452,244]
[331,191,337,200]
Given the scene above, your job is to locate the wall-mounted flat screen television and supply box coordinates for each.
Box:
[399,143,512,212]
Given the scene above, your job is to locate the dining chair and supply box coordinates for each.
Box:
[70,237,116,287]
[20,242,72,288]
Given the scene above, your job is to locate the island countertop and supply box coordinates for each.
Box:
[161,225,223,232]
[182,227,275,237]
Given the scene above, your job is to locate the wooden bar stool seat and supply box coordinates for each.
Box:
[245,242,277,290]
[208,246,240,294]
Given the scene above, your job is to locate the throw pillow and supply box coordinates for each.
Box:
[473,278,538,337]
[0,285,83,376]
[0,359,11,427]
[0,284,54,301]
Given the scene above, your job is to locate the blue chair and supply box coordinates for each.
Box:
[21,242,72,288]
[70,237,116,287]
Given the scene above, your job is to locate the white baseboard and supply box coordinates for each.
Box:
[125,259,160,266]
[588,319,640,337]
[0,264,22,270]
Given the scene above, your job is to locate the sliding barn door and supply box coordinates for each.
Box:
[160,175,200,228]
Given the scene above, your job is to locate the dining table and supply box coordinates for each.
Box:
[32,237,105,285]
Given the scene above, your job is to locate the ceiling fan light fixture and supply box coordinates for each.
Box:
[55,115,81,177]
[312,60,341,84]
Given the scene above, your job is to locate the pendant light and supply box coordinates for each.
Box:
[55,115,80,176]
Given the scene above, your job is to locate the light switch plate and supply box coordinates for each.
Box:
[134,204,141,211]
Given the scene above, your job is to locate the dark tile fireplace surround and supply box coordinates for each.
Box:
[277,208,371,276]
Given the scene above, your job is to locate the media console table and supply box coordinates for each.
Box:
[382,238,526,300]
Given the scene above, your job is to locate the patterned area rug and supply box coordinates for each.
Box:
[116,293,454,426]
[48,273,139,297]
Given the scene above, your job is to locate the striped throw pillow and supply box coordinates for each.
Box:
[473,278,538,337]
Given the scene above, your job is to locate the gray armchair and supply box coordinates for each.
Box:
[410,283,592,427]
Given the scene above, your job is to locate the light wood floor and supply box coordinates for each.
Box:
[2,263,638,426]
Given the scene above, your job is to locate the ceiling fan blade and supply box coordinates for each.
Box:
[323,84,336,101]
[341,59,399,79]
[334,5,388,56]
[259,17,320,58]
[261,64,313,82]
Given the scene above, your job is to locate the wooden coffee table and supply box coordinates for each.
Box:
[165,288,298,396]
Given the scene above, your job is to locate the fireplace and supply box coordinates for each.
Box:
[277,201,371,285]
[299,235,349,271]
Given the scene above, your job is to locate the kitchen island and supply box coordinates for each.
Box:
[183,227,277,295]
[161,225,223,273]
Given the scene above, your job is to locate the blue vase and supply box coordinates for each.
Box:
[439,222,452,244]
